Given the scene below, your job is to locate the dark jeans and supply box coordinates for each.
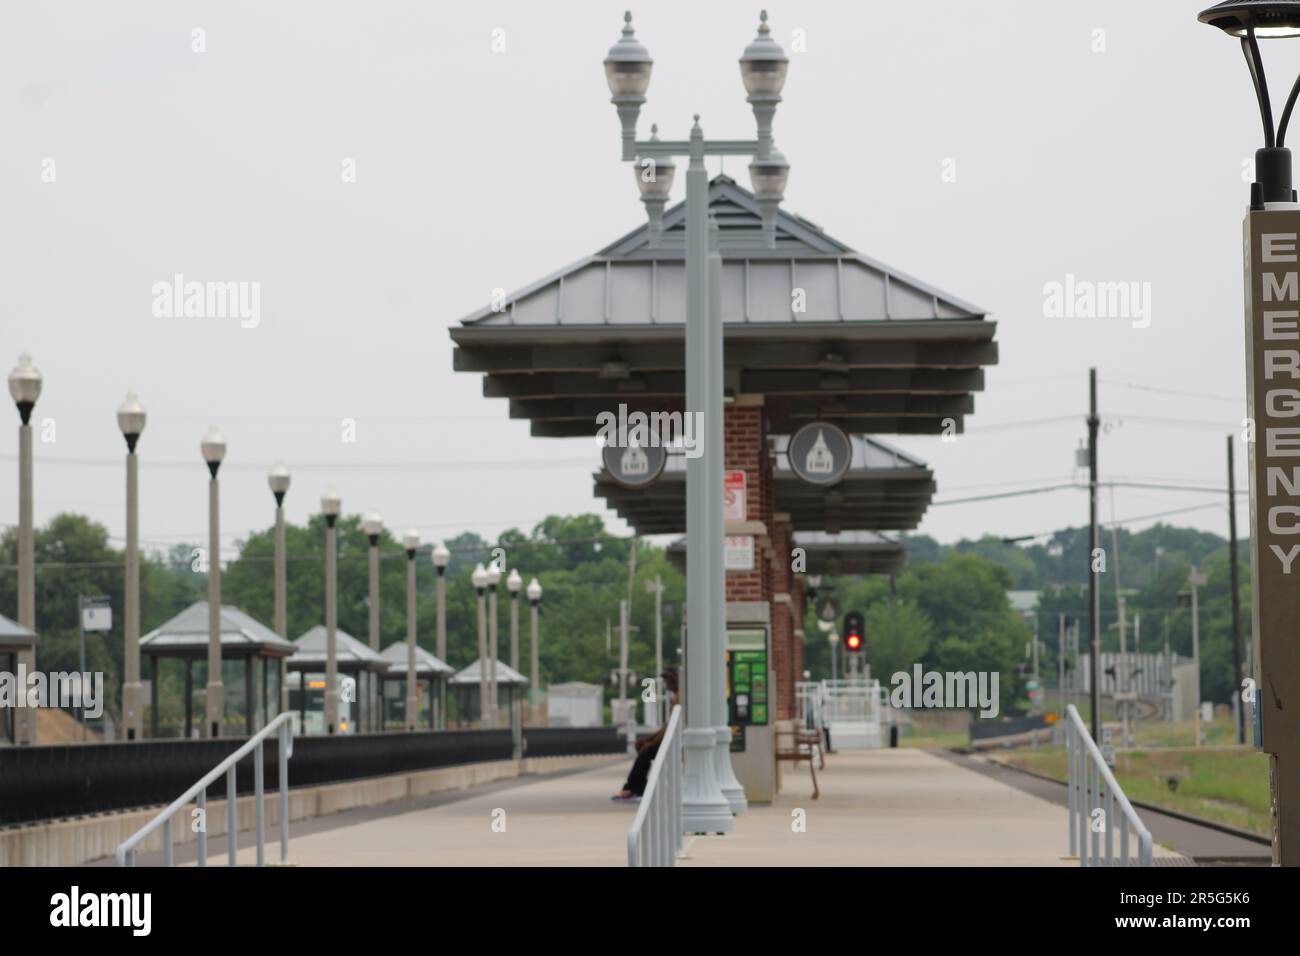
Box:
[623,741,661,796]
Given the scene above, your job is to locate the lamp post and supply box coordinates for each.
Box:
[403,528,420,731]
[200,426,226,738]
[118,392,146,740]
[1198,0,1300,864]
[432,541,450,728]
[321,487,342,734]
[268,462,290,716]
[8,354,41,746]
[605,8,787,835]
[708,213,746,814]
[363,512,383,652]
[486,561,501,726]
[507,568,522,673]
[527,577,542,722]
[472,563,489,726]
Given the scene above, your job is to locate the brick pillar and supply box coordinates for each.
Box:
[723,401,804,721]
[723,404,766,607]
[769,513,796,720]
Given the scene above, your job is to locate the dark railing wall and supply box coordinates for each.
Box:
[0,726,622,827]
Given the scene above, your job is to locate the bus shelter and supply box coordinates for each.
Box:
[377,642,453,730]
[0,612,37,746]
[287,626,390,735]
[449,658,528,728]
[140,601,295,739]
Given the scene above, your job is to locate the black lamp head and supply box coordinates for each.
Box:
[1200,1,1300,38]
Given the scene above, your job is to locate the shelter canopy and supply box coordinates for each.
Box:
[668,529,905,577]
[450,176,997,439]
[597,435,934,535]
[141,602,294,658]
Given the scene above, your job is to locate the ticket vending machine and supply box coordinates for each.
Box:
[726,627,776,803]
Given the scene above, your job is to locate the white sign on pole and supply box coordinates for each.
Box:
[82,599,112,633]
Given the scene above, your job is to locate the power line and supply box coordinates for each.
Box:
[1099,379,1242,405]
[0,453,595,474]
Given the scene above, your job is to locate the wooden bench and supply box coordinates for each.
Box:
[774,719,821,799]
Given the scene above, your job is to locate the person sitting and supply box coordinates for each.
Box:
[611,666,678,802]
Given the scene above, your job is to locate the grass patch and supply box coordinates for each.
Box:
[900,730,970,750]
[999,744,1271,837]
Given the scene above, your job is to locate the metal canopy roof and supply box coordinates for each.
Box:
[450,658,529,686]
[0,611,36,650]
[140,602,295,657]
[596,434,934,536]
[667,530,905,577]
[450,176,997,439]
[288,625,389,671]
[377,641,454,677]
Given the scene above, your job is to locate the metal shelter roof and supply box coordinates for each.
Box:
[450,658,530,687]
[450,175,997,439]
[596,435,934,535]
[377,642,454,677]
[140,602,295,657]
[668,529,905,577]
[0,611,36,650]
[288,625,389,671]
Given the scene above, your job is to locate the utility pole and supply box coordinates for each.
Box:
[1133,614,1141,738]
[1110,486,1130,746]
[1189,568,1207,748]
[1058,613,1065,722]
[1088,368,1102,743]
[1227,435,1245,745]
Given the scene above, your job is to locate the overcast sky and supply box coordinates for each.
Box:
[0,1,1278,563]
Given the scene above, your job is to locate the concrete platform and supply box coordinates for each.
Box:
[214,746,1185,866]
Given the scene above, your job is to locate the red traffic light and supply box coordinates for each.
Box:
[842,611,865,653]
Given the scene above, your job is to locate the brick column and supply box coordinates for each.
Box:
[769,513,796,720]
[723,403,766,607]
[723,401,805,721]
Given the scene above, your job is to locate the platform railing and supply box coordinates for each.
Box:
[626,704,682,867]
[116,711,294,867]
[1065,704,1152,866]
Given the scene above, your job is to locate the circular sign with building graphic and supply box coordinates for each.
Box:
[601,438,667,489]
[787,422,851,486]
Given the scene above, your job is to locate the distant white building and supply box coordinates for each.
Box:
[547,682,604,727]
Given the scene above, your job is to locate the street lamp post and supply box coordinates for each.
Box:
[605,8,788,835]
[527,577,542,723]
[118,393,146,740]
[201,426,226,738]
[1197,0,1300,864]
[709,214,747,815]
[472,563,489,726]
[321,487,342,734]
[486,562,501,726]
[268,462,291,716]
[403,529,420,731]
[432,541,450,728]
[363,512,383,653]
[507,568,522,673]
[8,354,41,746]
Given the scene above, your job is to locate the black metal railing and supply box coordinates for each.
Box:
[0,726,621,827]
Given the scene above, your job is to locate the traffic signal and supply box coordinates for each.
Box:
[843,611,865,653]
